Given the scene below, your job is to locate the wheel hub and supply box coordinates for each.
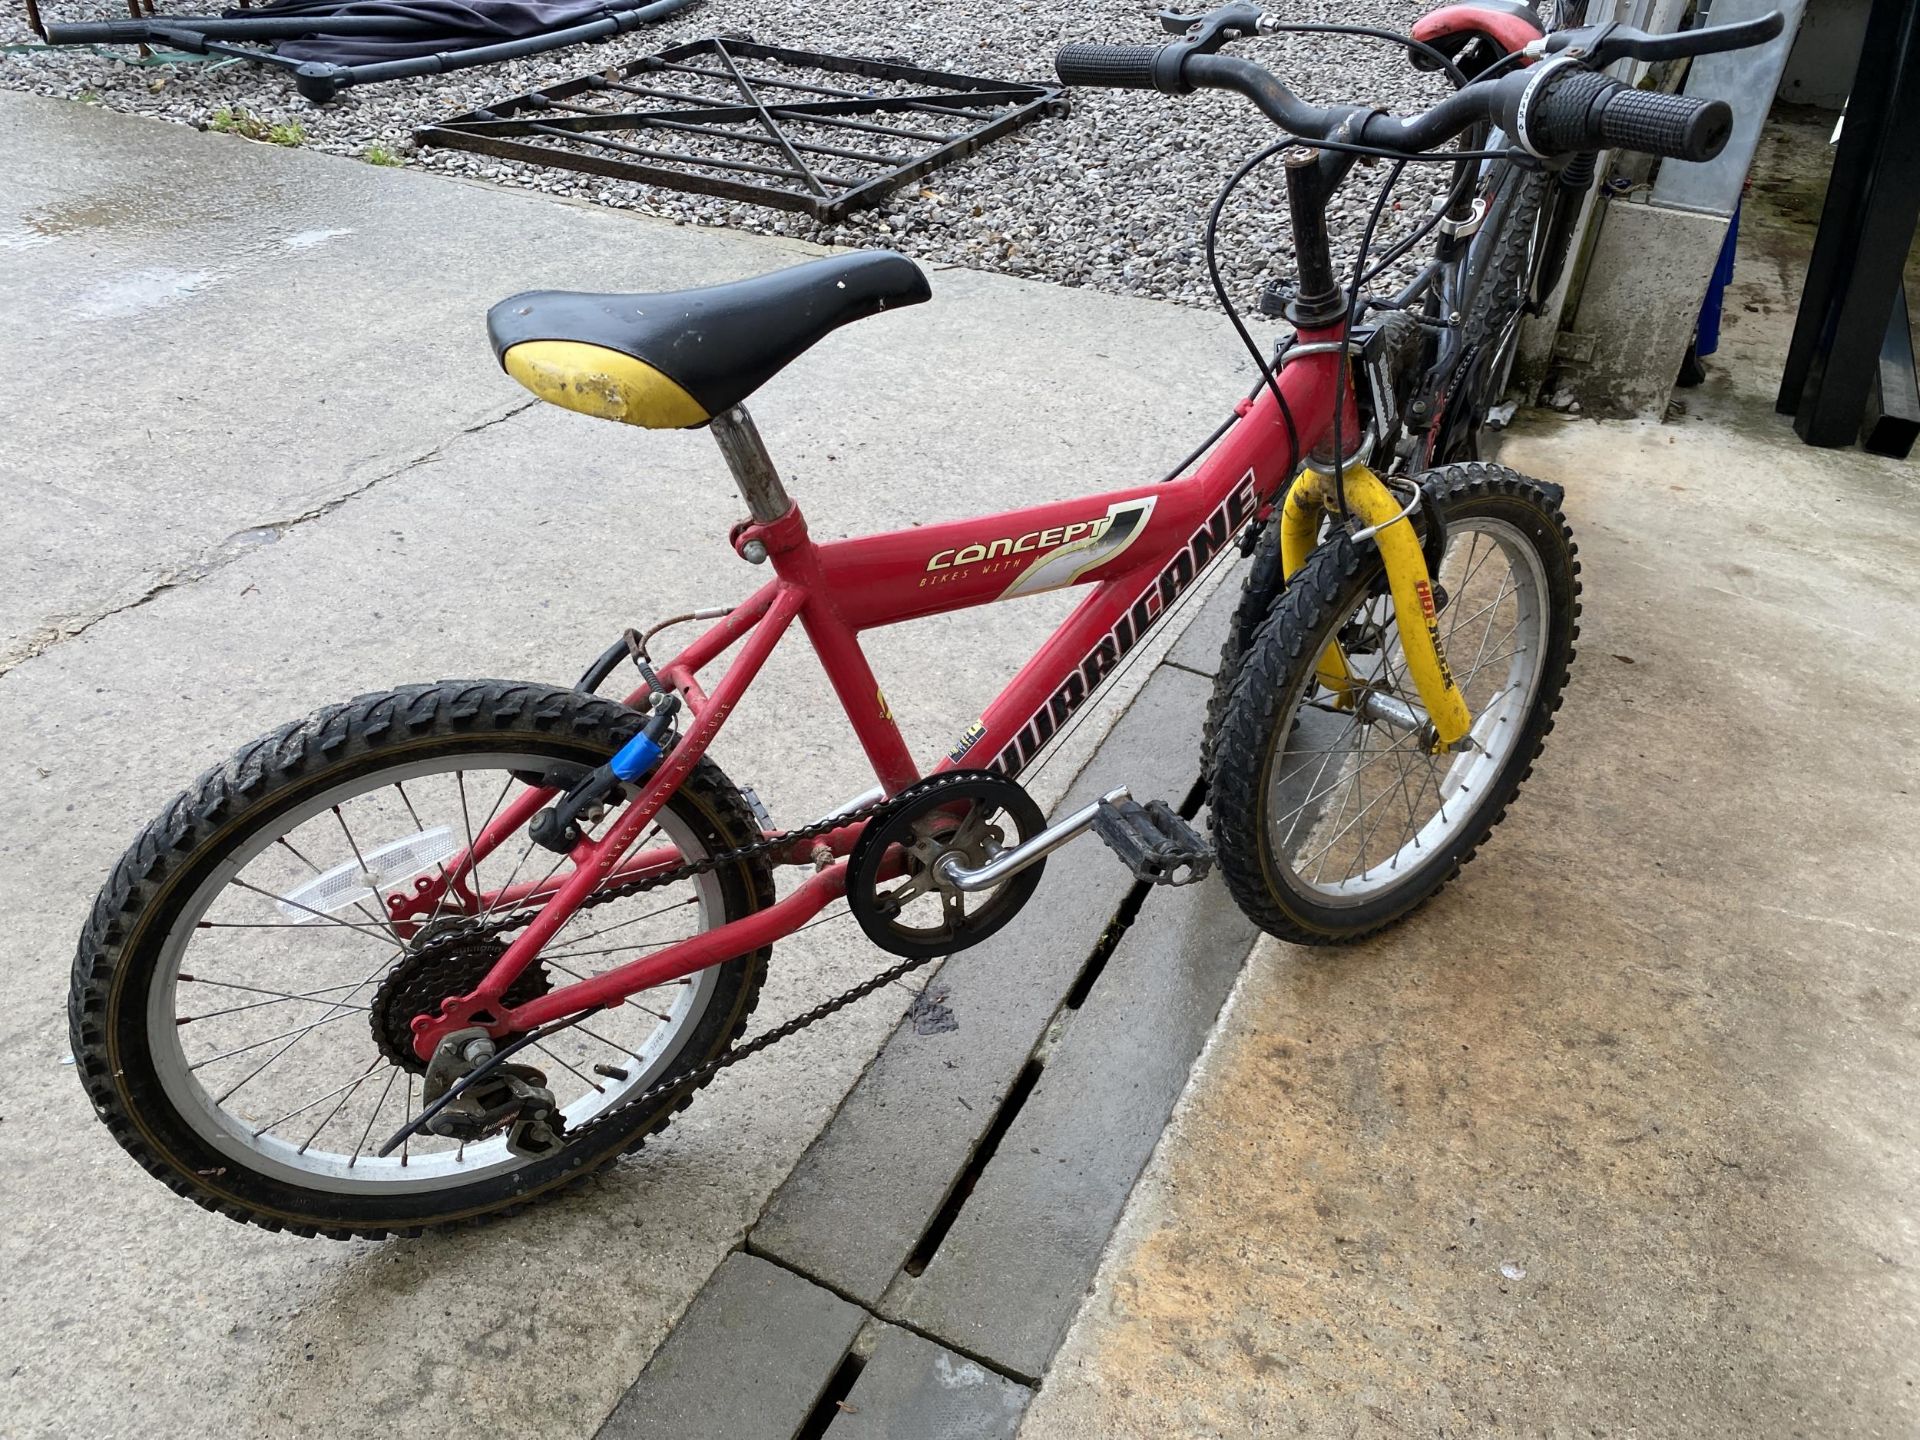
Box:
[370,924,552,1072]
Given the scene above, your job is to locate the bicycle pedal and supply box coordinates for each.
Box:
[1092,797,1214,887]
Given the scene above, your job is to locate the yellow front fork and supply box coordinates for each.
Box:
[1277,462,1472,750]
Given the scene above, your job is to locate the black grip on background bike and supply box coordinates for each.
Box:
[1055,43,1169,91]
[1527,71,1732,162]
[1598,87,1732,162]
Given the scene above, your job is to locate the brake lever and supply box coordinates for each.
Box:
[1153,1,1266,53]
[1541,9,1784,68]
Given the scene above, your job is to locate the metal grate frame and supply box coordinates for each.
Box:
[415,37,1069,223]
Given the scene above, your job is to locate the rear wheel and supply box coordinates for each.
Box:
[69,680,773,1238]
[1207,464,1579,943]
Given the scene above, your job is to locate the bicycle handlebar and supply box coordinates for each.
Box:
[1056,8,1772,165]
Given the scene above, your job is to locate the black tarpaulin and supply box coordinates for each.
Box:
[224,0,615,62]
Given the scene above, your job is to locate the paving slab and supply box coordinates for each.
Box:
[749,664,1216,1308]
[827,1322,1031,1440]
[885,803,1260,1379]
[0,91,1255,1440]
[596,1253,862,1440]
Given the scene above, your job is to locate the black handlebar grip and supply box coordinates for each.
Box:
[1598,86,1733,162]
[1526,71,1732,162]
[1055,43,1164,90]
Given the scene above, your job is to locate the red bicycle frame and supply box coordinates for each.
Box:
[398,322,1355,1059]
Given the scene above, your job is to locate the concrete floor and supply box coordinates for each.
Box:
[1021,112,1920,1438]
[0,93,1252,1439]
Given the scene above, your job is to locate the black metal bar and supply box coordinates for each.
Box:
[417,127,836,217]
[505,116,863,187]
[492,98,918,171]
[450,91,1043,133]
[640,57,996,123]
[508,107,905,167]
[1862,280,1920,458]
[608,76,962,141]
[1779,0,1920,440]
[710,38,828,198]
[825,93,1058,221]
[702,38,1056,96]
[586,77,1008,125]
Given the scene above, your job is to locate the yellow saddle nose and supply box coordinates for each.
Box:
[500,341,710,430]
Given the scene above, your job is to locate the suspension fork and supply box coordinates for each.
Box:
[1277,457,1472,751]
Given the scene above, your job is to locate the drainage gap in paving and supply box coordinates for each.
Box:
[1065,775,1207,1012]
[903,1057,1044,1277]
[792,1348,867,1440]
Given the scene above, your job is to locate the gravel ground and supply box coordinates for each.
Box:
[2,0,1455,312]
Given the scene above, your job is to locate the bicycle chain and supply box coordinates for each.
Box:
[587,773,1003,1132]
[457,791,892,941]
[424,773,1005,1144]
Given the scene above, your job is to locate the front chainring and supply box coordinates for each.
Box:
[846,771,1046,960]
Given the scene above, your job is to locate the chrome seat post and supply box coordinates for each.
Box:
[709,404,794,523]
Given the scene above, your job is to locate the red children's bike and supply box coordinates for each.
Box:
[71,3,1777,1235]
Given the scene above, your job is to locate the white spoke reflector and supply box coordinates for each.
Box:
[275,826,458,924]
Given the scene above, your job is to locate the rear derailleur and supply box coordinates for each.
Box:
[419,1026,566,1159]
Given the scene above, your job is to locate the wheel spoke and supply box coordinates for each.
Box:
[277,834,394,936]
[332,807,409,949]
[1271,728,1423,838]
[546,959,674,1023]
[208,956,394,1103]
[297,1057,384,1154]
[252,1061,390,1139]
[530,1040,607,1095]
[225,879,395,938]
[189,1006,367,1072]
[1276,712,1364,851]
[349,1067,401,1166]
[179,985,372,1024]
[545,898,702,952]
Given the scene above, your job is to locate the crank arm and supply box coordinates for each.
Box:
[936,786,1130,891]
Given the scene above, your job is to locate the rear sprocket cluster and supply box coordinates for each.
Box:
[370,924,553,1072]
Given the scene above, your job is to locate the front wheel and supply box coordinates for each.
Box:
[1207,463,1580,943]
[69,680,775,1238]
